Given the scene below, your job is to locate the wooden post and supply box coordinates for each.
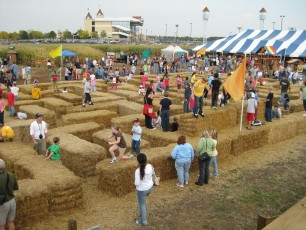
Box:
[68,219,77,230]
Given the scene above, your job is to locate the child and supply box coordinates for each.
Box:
[90,72,96,92]
[283,93,290,110]
[141,75,148,88]
[171,116,179,132]
[45,137,61,161]
[218,91,225,107]
[156,79,165,93]
[5,88,15,117]
[83,78,93,107]
[149,80,154,92]
[272,105,282,118]
[25,73,32,85]
[176,75,182,94]
[110,75,117,90]
[32,78,39,85]
[190,72,196,87]
[184,83,191,113]
[138,85,146,96]
[164,75,169,92]
[209,129,218,177]
[0,123,14,142]
[154,111,162,128]
[51,70,59,92]
[32,85,42,100]
[131,118,142,156]
[61,87,68,93]
[299,87,303,100]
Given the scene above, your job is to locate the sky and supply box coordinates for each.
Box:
[0,0,305,38]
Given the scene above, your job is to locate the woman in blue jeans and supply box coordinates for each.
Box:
[134,153,155,226]
[171,136,194,187]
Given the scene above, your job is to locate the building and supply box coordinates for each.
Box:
[84,9,144,41]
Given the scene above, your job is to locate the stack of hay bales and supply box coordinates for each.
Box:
[48,122,101,142]
[96,144,176,196]
[115,100,144,116]
[93,94,125,103]
[53,133,107,177]
[41,98,73,117]
[6,120,32,143]
[62,110,116,127]
[111,114,144,134]
[55,92,83,106]
[19,105,57,128]
[0,143,83,228]
[12,100,44,112]
[141,129,178,148]
[66,102,118,114]
[92,129,150,157]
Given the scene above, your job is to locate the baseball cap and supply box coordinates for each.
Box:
[133,118,140,123]
[35,113,43,118]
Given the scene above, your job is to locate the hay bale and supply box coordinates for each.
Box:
[41,89,56,98]
[56,133,107,177]
[116,100,144,116]
[96,144,176,196]
[48,122,101,142]
[62,109,116,127]
[6,119,32,143]
[18,92,33,100]
[141,129,179,148]
[109,90,141,101]
[12,100,44,112]
[92,95,125,103]
[66,102,118,114]
[111,113,144,134]
[54,92,83,106]
[92,129,150,157]
[19,105,56,128]
[41,98,73,117]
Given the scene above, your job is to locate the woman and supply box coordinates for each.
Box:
[195,130,216,186]
[107,125,133,164]
[143,87,155,130]
[265,86,273,122]
[134,153,155,226]
[171,136,194,187]
[209,129,218,177]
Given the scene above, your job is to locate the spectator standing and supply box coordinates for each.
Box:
[134,153,155,226]
[265,86,274,122]
[171,136,194,187]
[159,92,172,132]
[5,89,15,117]
[246,92,258,130]
[0,159,19,230]
[195,130,216,186]
[131,118,142,156]
[30,113,48,155]
[210,73,222,109]
[278,75,290,105]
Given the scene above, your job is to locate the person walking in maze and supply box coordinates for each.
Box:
[82,77,93,107]
[30,113,48,155]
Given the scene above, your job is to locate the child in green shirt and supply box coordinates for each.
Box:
[45,137,61,161]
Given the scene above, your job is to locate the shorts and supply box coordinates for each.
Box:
[177,84,182,89]
[118,147,126,154]
[247,113,255,121]
[53,81,58,85]
[0,198,16,225]
[76,69,82,74]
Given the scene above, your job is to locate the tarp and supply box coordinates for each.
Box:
[195,29,306,58]
[161,45,188,62]
[62,50,77,57]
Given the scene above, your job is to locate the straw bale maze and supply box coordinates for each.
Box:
[1,73,305,228]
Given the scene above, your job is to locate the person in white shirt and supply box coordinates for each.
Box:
[134,153,155,226]
[30,113,48,155]
[82,78,93,107]
[10,83,19,101]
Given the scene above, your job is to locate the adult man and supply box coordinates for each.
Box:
[210,73,222,109]
[159,92,172,132]
[0,159,19,230]
[9,83,19,101]
[30,113,48,155]
[11,62,18,80]
[193,77,211,118]
[278,75,290,105]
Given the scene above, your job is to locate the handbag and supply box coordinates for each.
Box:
[143,97,154,115]
[151,165,160,186]
[0,173,9,206]
[199,138,210,161]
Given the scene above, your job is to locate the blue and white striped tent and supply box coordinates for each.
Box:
[193,29,306,58]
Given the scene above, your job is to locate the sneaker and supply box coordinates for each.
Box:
[200,113,205,117]
[89,102,94,105]
[303,114,306,117]
[215,107,218,110]
[176,183,184,188]
[193,113,198,118]
[110,158,117,164]
[149,127,156,130]
[128,154,134,159]
[277,102,280,105]
[82,103,85,107]
[195,182,204,186]
[136,220,141,225]
[185,181,189,185]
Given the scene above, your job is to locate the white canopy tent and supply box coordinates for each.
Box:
[161,45,188,62]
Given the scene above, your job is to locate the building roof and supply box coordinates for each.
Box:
[94,17,142,23]
[97,9,103,16]
[259,8,267,13]
[85,12,92,19]
[202,7,210,12]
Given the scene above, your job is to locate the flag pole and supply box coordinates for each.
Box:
[239,54,247,135]
[60,45,62,81]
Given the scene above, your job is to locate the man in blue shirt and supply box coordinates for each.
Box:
[131,118,142,156]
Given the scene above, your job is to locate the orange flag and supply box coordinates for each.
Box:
[223,58,246,101]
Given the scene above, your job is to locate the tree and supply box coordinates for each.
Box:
[0,31,9,39]
[80,30,89,39]
[19,30,29,39]
[28,30,43,39]
[100,30,107,38]
[8,32,19,40]
[63,30,72,39]
[91,31,98,38]
[49,31,57,39]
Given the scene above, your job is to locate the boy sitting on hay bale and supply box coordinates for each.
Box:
[0,123,14,142]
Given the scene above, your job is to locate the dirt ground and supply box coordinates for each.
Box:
[23,134,306,230]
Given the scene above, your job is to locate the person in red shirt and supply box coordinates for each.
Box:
[164,76,170,92]
[5,89,15,117]
[52,70,59,91]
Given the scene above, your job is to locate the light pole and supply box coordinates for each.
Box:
[280,15,285,30]
[189,23,192,40]
[175,24,179,43]
[164,24,167,42]
[237,27,242,33]
[202,6,210,44]
[272,22,276,30]
[259,8,267,30]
